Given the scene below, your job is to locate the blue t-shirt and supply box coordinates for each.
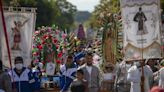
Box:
[31,68,41,90]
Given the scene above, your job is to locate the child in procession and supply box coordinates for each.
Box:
[70,69,88,92]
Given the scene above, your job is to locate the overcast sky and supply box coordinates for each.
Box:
[67,0,100,12]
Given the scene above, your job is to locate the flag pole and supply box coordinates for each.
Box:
[140,20,145,92]
[0,0,13,69]
[0,2,18,91]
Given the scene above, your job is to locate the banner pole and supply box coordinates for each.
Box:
[0,3,16,89]
[140,21,145,92]
[0,0,13,69]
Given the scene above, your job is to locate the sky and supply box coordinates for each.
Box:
[67,0,100,12]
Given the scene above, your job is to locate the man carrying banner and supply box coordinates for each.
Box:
[115,60,132,92]
[120,0,162,91]
[127,60,153,92]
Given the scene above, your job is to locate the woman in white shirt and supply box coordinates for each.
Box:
[101,63,115,92]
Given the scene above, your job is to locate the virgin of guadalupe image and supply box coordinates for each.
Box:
[133,7,148,35]
[11,19,29,50]
[77,24,86,40]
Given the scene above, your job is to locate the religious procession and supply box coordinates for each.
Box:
[0,0,164,92]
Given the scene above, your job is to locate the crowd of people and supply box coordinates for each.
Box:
[115,59,164,92]
[0,45,164,92]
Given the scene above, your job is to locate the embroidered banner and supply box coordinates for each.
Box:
[0,8,36,67]
[120,0,161,60]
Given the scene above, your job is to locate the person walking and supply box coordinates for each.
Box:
[80,52,100,92]
[0,60,12,92]
[114,60,132,92]
[158,60,164,88]
[9,56,34,92]
[145,59,158,88]
[31,63,42,92]
[101,63,115,92]
[70,69,88,92]
[127,60,153,92]
[60,55,77,92]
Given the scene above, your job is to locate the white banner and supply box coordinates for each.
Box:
[0,10,36,67]
[120,0,162,60]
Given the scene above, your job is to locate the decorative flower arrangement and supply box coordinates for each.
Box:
[32,25,69,67]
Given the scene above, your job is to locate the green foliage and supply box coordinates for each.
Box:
[74,11,91,24]
[33,25,69,64]
[55,0,77,30]
[90,0,164,28]
[19,0,37,7]
[161,0,164,12]
[90,0,119,27]
[2,0,77,30]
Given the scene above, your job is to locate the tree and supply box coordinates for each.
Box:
[2,0,77,30]
[161,0,164,10]
[89,0,119,28]
[74,11,91,24]
[55,0,77,30]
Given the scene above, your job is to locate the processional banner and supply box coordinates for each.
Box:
[120,0,162,60]
[0,7,36,67]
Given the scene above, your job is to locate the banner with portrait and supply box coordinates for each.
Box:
[0,8,36,67]
[120,0,161,60]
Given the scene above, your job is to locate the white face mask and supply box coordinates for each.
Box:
[126,64,131,69]
[15,63,23,70]
[134,62,141,67]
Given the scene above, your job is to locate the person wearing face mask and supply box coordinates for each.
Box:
[114,60,132,92]
[80,52,100,92]
[0,60,12,92]
[9,56,35,92]
[127,60,153,92]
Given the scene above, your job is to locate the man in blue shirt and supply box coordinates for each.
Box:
[60,55,77,92]
[31,64,42,92]
[9,56,34,92]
